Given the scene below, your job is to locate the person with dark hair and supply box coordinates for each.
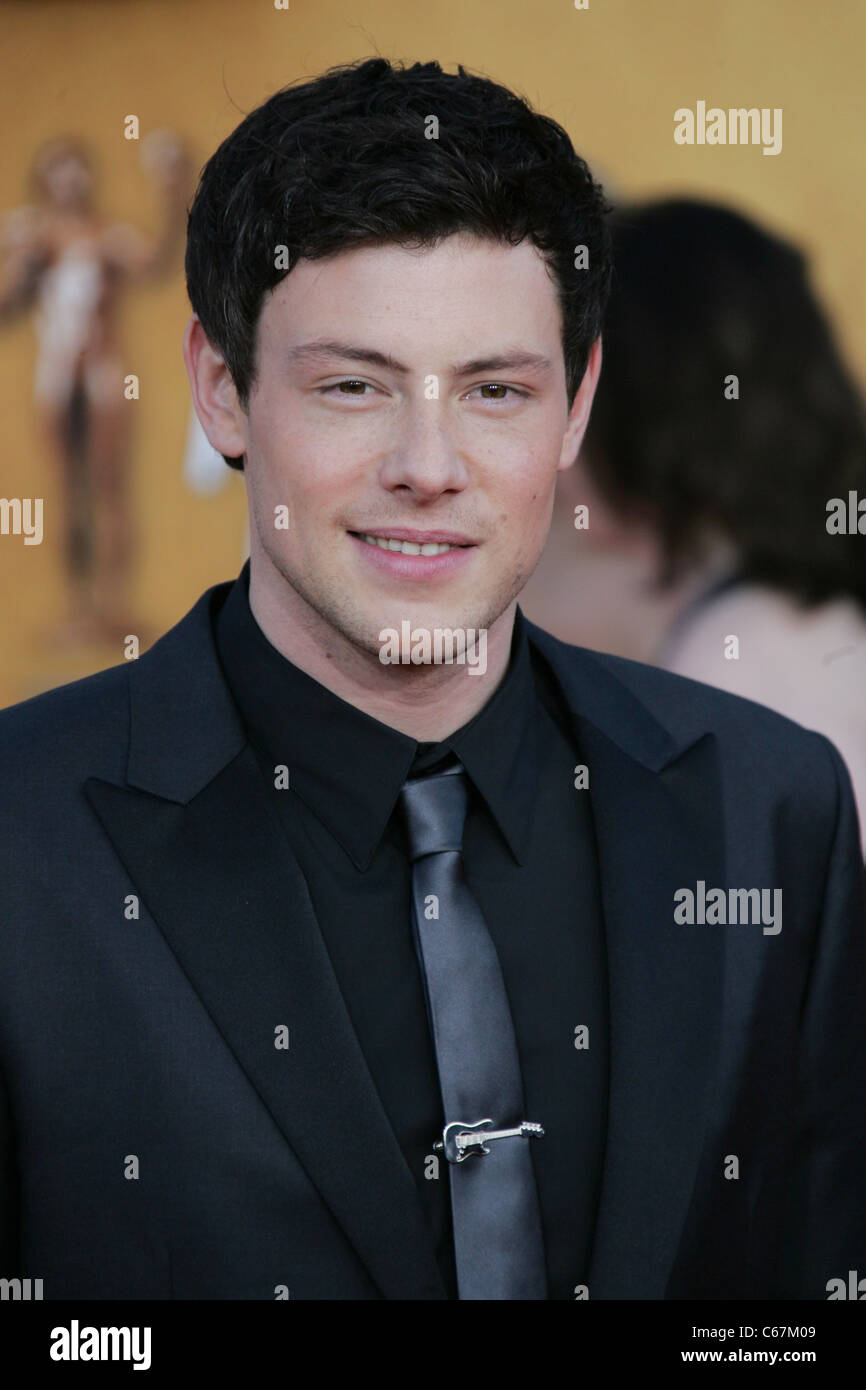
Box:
[1,62,865,1302]
[522,197,866,849]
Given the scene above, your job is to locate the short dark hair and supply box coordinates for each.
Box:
[584,198,866,609]
[185,57,611,469]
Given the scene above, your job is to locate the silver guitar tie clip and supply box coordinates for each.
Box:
[434,1118,545,1164]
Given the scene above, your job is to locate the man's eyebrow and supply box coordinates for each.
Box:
[285,340,554,376]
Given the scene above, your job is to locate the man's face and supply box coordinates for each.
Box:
[233,232,598,659]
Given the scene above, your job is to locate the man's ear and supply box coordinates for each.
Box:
[182,315,248,459]
[557,336,603,472]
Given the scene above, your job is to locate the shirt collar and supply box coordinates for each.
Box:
[213,562,537,869]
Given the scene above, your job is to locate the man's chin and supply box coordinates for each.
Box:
[345,595,510,666]
[360,605,484,640]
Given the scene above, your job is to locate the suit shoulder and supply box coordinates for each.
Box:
[0,581,232,792]
[532,625,843,790]
[0,660,130,773]
[591,644,805,729]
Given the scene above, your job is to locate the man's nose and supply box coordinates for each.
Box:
[378,402,471,498]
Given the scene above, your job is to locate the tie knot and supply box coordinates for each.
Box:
[399,756,469,861]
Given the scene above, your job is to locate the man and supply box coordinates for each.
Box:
[1,57,864,1301]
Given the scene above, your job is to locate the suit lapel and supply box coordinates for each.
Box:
[526,621,728,1298]
[85,583,445,1301]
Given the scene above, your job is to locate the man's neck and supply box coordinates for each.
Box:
[247,559,516,743]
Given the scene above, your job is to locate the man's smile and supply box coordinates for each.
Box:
[347,528,478,580]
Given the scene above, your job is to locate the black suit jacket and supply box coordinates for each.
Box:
[1,579,865,1299]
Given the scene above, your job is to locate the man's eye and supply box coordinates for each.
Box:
[321,380,374,396]
[470,384,524,403]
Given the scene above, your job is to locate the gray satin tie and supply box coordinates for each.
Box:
[399,756,548,1299]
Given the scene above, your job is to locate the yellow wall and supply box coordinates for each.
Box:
[1,0,864,704]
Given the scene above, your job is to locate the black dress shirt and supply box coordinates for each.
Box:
[214,562,609,1299]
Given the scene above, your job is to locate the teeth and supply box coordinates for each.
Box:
[358,533,459,556]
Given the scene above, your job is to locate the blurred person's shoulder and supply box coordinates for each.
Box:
[664,584,866,696]
[659,582,866,843]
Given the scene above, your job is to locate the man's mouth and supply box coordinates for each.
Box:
[358,530,469,553]
[349,530,476,557]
